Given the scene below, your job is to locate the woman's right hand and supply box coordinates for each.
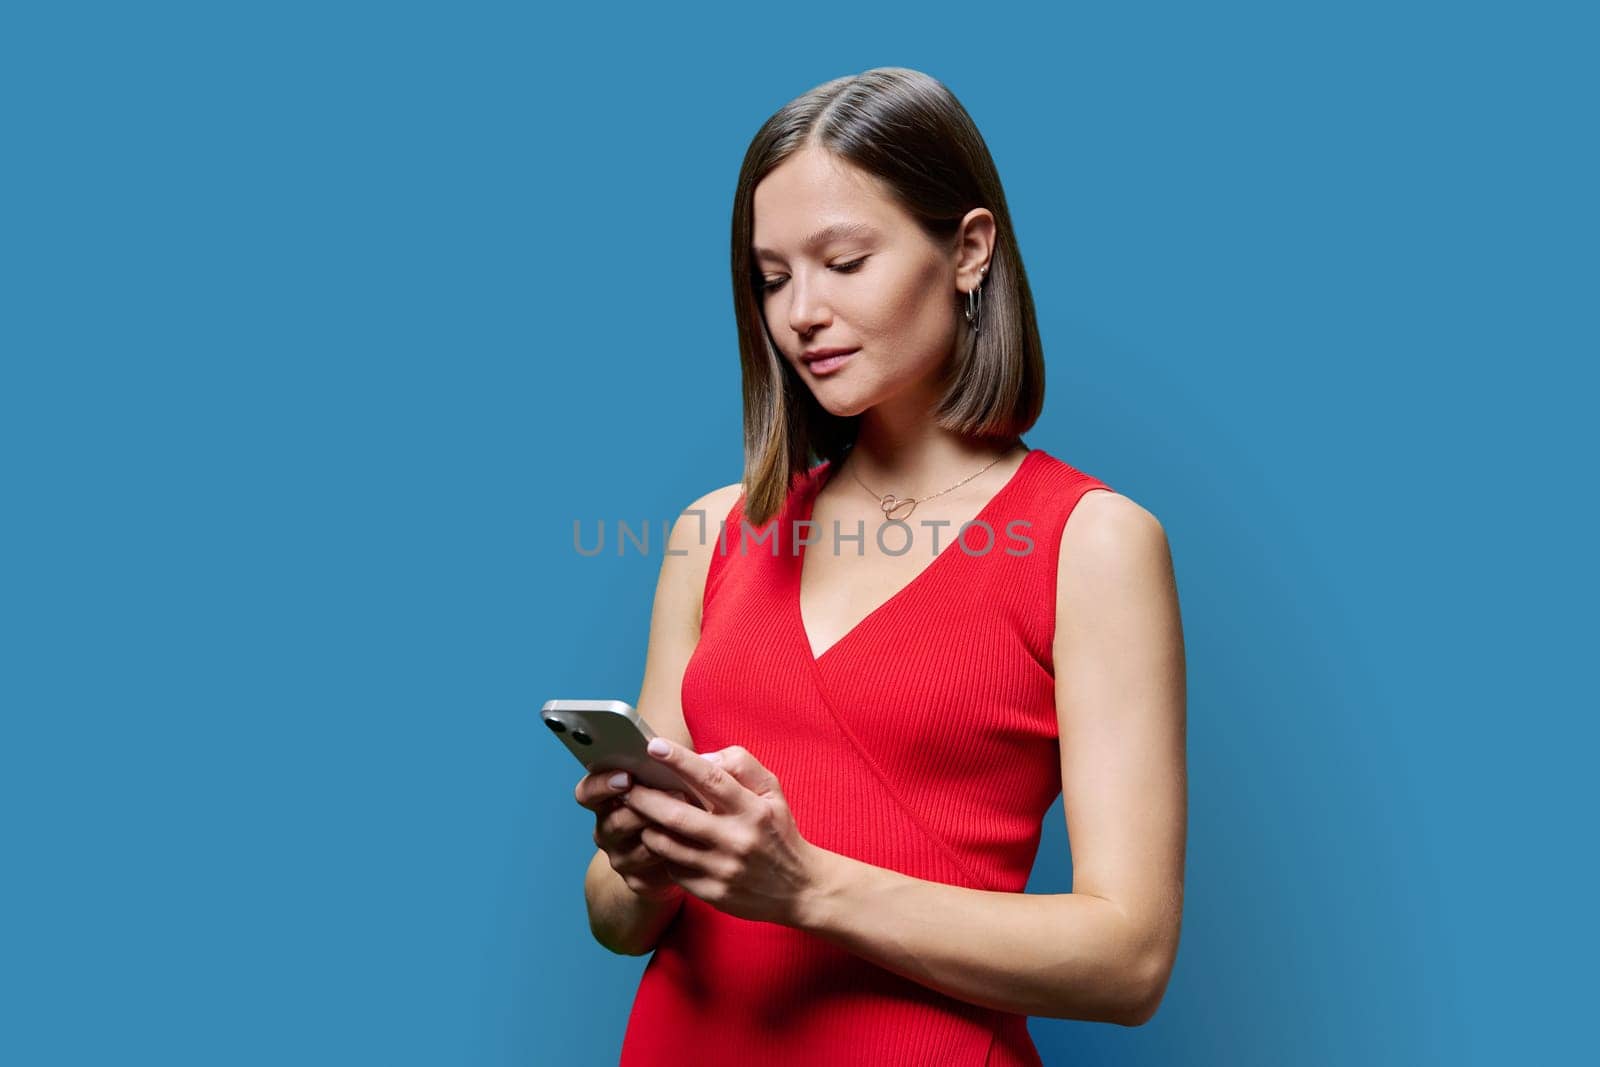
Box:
[576,769,689,903]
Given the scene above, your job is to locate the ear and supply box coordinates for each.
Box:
[955,207,997,293]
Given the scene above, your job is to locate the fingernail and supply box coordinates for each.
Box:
[608,772,629,789]
[647,738,670,757]
[703,751,723,764]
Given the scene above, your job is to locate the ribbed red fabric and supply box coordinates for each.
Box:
[619,447,1114,1066]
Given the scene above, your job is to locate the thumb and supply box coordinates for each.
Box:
[703,746,779,796]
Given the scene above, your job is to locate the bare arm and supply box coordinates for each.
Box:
[795,491,1188,1025]
[585,850,684,958]
[584,480,744,956]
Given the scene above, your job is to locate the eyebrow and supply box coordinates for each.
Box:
[752,222,880,263]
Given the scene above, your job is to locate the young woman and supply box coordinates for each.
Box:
[575,67,1187,1065]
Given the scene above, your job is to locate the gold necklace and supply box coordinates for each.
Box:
[846,445,1025,521]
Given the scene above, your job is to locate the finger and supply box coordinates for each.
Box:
[600,820,675,874]
[595,810,638,852]
[638,824,720,875]
[575,769,633,809]
[624,783,722,845]
[643,737,750,813]
[672,789,707,811]
[702,745,780,797]
[661,789,707,811]
[604,790,695,841]
[617,837,670,873]
[596,809,630,845]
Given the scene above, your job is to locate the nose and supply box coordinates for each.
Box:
[786,271,831,338]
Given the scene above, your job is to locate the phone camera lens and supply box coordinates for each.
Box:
[544,717,567,733]
[571,729,593,746]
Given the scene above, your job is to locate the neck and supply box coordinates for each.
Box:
[842,424,1025,499]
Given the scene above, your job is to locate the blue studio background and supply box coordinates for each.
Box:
[4,2,1594,1064]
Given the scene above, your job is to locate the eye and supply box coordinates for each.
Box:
[759,257,868,295]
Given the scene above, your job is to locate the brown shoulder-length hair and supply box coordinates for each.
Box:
[731,67,1047,527]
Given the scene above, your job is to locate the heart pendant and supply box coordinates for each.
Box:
[880,494,918,521]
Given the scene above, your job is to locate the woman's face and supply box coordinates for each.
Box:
[752,147,964,417]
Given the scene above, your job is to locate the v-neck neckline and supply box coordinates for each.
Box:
[793,447,1041,668]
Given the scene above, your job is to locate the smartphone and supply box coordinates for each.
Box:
[541,698,702,803]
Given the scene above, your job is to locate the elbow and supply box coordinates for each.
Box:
[587,918,631,957]
[587,913,661,958]
[590,925,656,958]
[1114,951,1175,1027]
[1115,992,1160,1029]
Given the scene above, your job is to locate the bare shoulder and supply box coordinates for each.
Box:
[693,480,747,525]
[669,480,744,555]
[664,479,746,622]
[1056,488,1173,607]
[1063,488,1165,552]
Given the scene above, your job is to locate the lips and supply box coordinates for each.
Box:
[801,347,859,375]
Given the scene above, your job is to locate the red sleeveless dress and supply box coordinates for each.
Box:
[619,447,1114,1066]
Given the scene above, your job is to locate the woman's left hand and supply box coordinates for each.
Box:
[621,738,826,928]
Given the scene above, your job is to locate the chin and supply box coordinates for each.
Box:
[813,397,862,418]
[810,386,877,418]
